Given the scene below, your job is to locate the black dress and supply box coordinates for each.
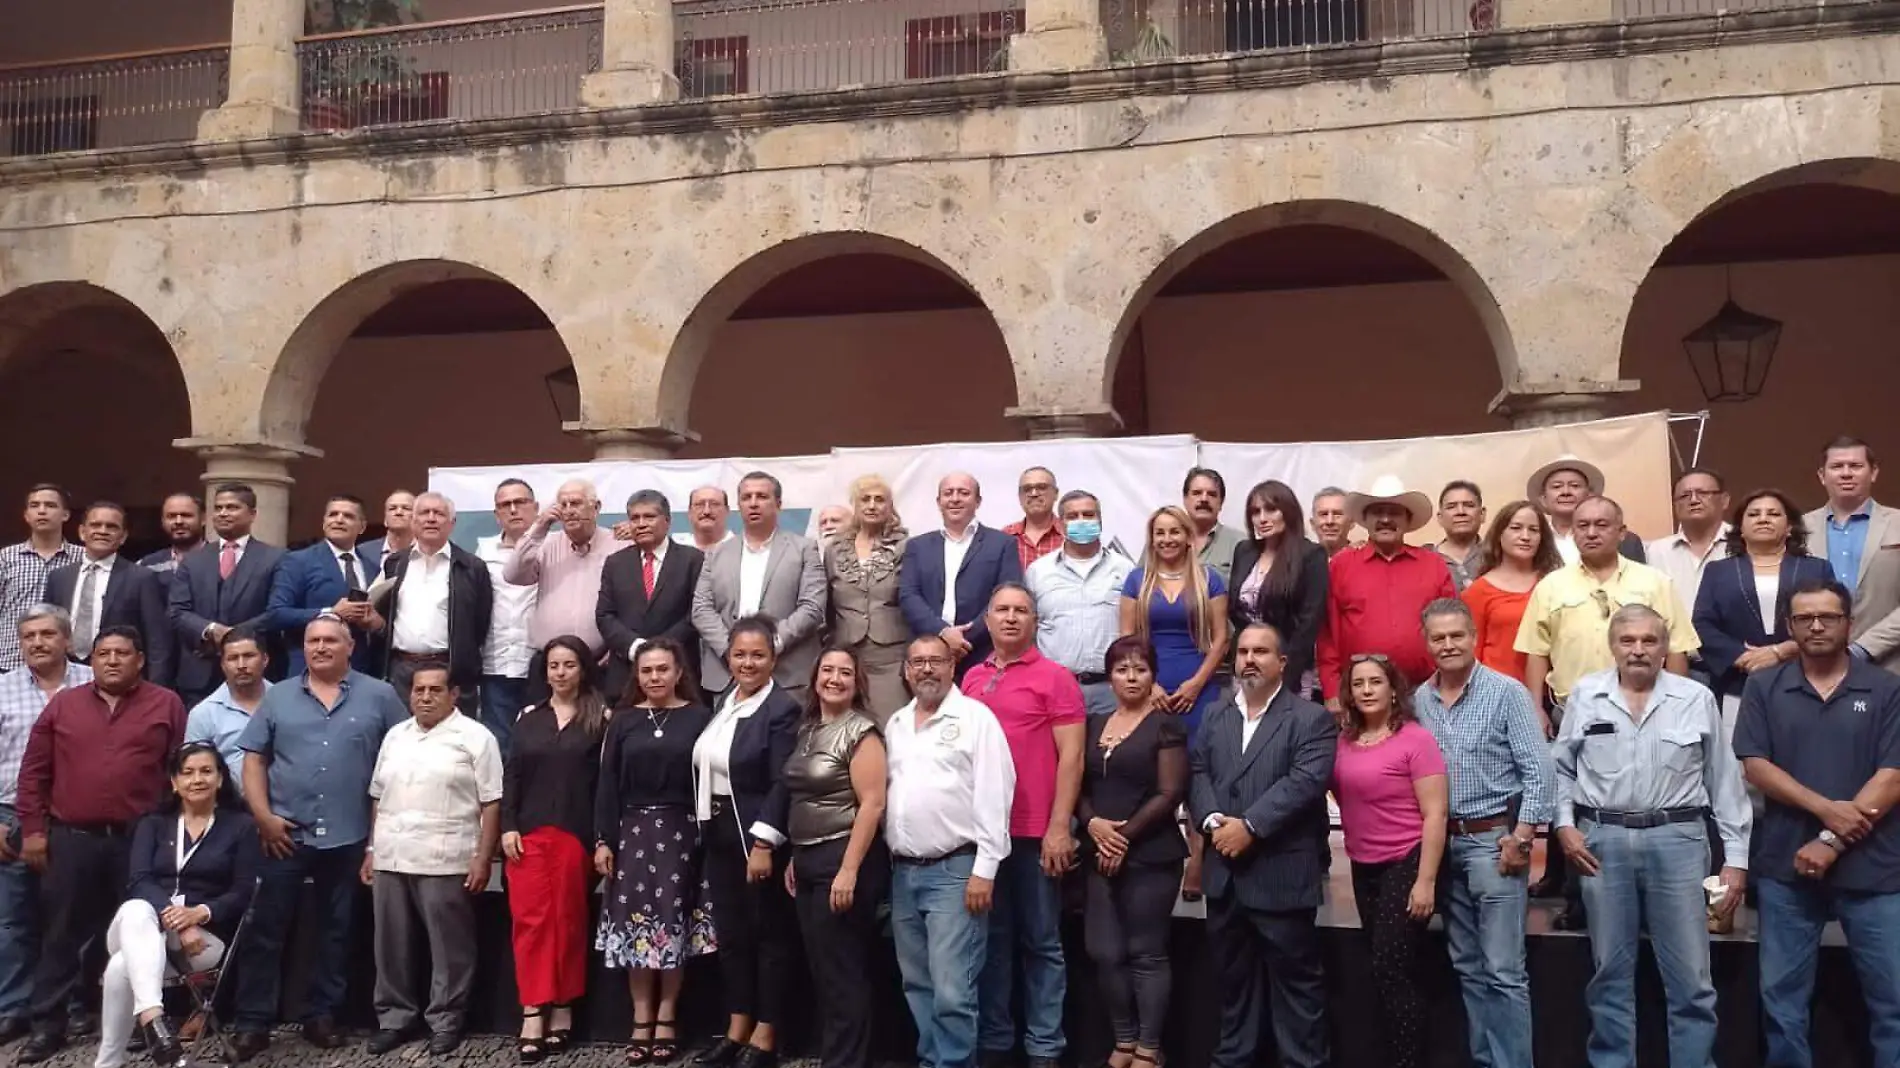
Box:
[594,703,716,970]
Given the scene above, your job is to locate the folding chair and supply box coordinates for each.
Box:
[162,903,254,1067]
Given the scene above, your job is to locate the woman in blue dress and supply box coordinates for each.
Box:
[1120,505,1230,899]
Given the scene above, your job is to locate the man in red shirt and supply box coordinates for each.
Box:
[1315,477,1455,711]
[15,625,185,1062]
[1001,468,1064,572]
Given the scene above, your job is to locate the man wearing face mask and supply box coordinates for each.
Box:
[1026,491,1133,716]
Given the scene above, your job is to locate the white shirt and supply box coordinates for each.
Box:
[692,682,786,844]
[217,534,253,564]
[1553,530,1579,565]
[1755,572,1779,634]
[391,545,453,654]
[940,525,977,624]
[1025,547,1134,674]
[625,540,670,659]
[1236,683,1282,752]
[476,535,537,678]
[883,687,1016,880]
[738,537,773,617]
[1645,526,1732,612]
[68,554,117,628]
[327,541,368,591]
[368,711,504,877]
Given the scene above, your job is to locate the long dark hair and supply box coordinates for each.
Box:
[624,638,701,708]
[804,645,872,721]
[1339,655,1416,741]
[542,635,609,740]
[1722,489,1810,559]
[161,742,245,814]
[1242,480,1315,613]
[1477,500,1563,579]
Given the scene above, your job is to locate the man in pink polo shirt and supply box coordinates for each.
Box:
[960,583,1085,1068]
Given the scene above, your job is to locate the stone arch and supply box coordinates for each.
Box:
[1102,198,1518,403]
[656,231,1022,447]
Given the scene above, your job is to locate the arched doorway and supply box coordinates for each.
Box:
[1108,201,1512,442]
[666,233,1019,458]
[0,282,194,556]
[1620,160,1900,499]
[269,261,587,535]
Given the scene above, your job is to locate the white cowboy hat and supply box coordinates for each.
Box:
[1345,476,1434,533]
[1526,455,1606,502]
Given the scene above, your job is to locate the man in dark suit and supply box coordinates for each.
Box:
[899,473,1024,678]
[169,484,286,705]
[1189,621,1338,1068]
[137,492,205,595]
[265,494,382,676]
[43,502,173,688]
[598,489,704,701]
[376,492,491,714]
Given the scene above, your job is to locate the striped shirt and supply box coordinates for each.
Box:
[1025,547,1134,675]
[1415,664,1555,825]
[0,663,92,806]
[0,541,83,672]
[1552,667,1751,866]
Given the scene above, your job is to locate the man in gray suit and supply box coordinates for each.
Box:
[691,472,828,702]
[1804,435,1900,673]
[1189,621,1337,1068]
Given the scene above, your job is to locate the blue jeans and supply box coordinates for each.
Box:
[480,674,529,759]
[1757,878,1900,1068]
[892,851,988,1068]
[979,836,1066,1058]
[234,841,366,1032]
[0,805,34,1022]
[1437,833,1533,1068]
[1576,819,1717,1068]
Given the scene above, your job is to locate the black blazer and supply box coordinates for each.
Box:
[1188,687,1338,912]
[1227,539,1329,688]
[597,543,705,701]
[168,539,287,695]
[126,809,260,941]
[1693,553,1836,698]
[44,556,175,687]
[704,685,801,857]
[377,544,494,692]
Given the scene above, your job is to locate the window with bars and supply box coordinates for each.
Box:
[5,96,99,156]
[675,36,749,98]
[903,10,1020,80]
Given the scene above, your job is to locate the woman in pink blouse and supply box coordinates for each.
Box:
[1331,654,1449,1068]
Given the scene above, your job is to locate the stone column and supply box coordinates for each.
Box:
[580,0,679,108]
[1488,381,1640,429]
[178,440,316,546]
[1497,0,1613,28]
[1005,404,1123,439]
[198,0,305,141]
[1009,0,1109,72]
[582,426,696,461]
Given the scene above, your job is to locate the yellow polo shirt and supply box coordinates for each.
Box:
[1513,557,1700,701]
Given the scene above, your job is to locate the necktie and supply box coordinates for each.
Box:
[219,540,238,581]
[72,563,99,657]
[340,551,364,594]
[642,550,657,599]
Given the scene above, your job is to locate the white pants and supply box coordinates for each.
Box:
[94,900,224,1068]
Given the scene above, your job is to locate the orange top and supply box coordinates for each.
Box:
[1462,576,1532,683]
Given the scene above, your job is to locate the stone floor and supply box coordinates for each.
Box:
[7,1029,828,1068]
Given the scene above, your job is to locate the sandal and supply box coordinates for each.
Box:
[625,1023,654,1066]
[650,1018,681,1065]
[1133,1050,1164,1068]
[518,1009,547,1065]
[1106,1042,1137,1068]
[547,1003,576,1055]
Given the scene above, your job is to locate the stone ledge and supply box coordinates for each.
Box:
[2,0,1895,185]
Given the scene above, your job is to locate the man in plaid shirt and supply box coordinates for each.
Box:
[0,487,80,675]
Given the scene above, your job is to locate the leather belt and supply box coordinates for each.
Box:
[1448,812,1513,836]
[1575,805,1703,829]
[391,650,449,662]
[59,821,132,838]
[893,843,977,866]
[1074,672,1108,685]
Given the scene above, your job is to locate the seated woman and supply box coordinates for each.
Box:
[97,742,258,1068]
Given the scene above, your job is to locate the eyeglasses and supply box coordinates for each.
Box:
[1790,612,1847,628]
[1674,489,1722,502]
[1019,482,1055,495]
[1349,653,1391,665]
[175,740,220,759]
[495,497,535,510]
[906,656,953,670]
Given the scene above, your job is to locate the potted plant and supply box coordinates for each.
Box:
[302,0,427,130]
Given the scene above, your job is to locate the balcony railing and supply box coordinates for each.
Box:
[1100,0,1490,61]
[0,45,229,157]
[1615,0,1800,16]
[296,5,603,131]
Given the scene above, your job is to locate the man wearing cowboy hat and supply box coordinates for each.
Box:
[1314,476,1455,709]
[1528,456,1648,566]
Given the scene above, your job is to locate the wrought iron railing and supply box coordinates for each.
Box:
[1615,0,1805,16]
[1099,0,1489,61]
[0,45,229,157]
[296,4,603,131]
[674,0,1024,98]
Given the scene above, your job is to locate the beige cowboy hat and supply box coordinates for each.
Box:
[1345,476,1434,533]
[1526,455,1606,502]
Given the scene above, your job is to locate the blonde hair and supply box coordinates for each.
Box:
[840,474,902,538]
[1135,505,1213,652]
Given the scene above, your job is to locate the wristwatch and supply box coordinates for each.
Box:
[1819,829,1846,853]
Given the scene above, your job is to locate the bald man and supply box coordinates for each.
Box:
[899,473,1025,678]
[681,486,734,552]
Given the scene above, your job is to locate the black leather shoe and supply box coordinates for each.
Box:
[16,1031,64,1064]
[143,1016,185,1067]
[230,1031,272,1062]
[697,1038,744,1068]
[304,1016,343,1049]
[1553,902,1589,931]
[428,1030,464,1055]
[733,1047,777,1068]
[0,1018,30,1045]
[1027,1058,1060,1068]
[69,1010,99,1038]
[367,1029,413,1055]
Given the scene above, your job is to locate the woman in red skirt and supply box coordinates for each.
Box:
[502,635,610,1062]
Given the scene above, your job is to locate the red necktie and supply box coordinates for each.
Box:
[219,540,238,581]
[642,550,657,599]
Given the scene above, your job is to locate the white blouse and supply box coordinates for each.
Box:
[692,681,775,822]
[1755,571,1780,635]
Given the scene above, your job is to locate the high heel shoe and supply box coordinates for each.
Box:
[141,1016,185,1068]
[547,1002,576,1055]
[650,1018,681,1065]
[519,1009,547,1064]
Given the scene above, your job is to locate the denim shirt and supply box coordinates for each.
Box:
[237,671,408,849]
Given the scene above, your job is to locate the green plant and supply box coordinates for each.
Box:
[1115,16,1174,61]
[302,0,427,103]
[306,0,425,34]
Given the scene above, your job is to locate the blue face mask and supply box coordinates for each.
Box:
[1065,519,1103,545]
